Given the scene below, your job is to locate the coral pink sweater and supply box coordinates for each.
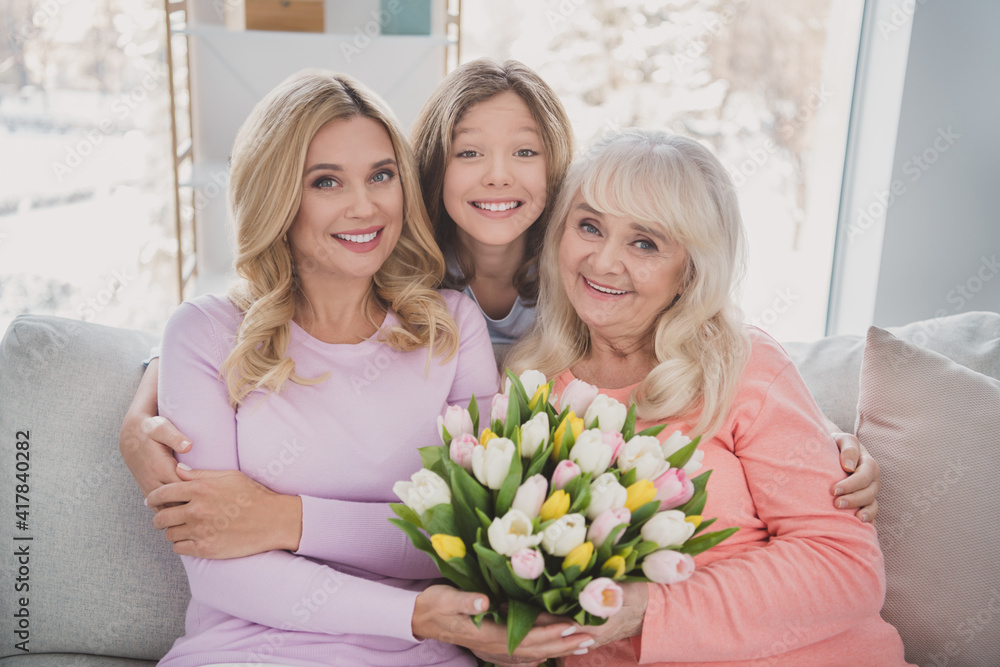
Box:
[556,328,910,666]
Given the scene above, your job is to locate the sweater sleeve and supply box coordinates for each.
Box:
[159,300,424,642]
[293,291,498,571]
[633,358,887,663]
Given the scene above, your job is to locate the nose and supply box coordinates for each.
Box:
[346,186,377,219]
[482,154,513,188]
[590,239,624,275]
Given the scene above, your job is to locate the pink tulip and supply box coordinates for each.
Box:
[652,468,695,510]
[552,459,582,490]
[490,393,510,426]
[601,431,626,462]
[578,578,624,618]
[641,549,695,584]
[510,548,545,580]
[437,405,474,443]
[449,433,479,472]
[560,379,599,417]
[587,507,631,547]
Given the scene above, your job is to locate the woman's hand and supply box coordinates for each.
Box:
[412,585,594,662]
[119,359,192,500]
[146,468,303,559]
[831,432,880,523]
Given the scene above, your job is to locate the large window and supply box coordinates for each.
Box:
[462,0,863,341]
[0,0,176,335]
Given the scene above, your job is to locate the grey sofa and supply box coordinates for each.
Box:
[1,311,998,666]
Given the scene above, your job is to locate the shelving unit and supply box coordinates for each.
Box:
[163,0,461,297]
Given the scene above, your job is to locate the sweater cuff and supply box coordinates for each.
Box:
[294,494,333,557]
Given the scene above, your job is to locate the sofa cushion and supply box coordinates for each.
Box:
[784,311,1000,432]
[857,326,1000,667]
[0,315,187,662]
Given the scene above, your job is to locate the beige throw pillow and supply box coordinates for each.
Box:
[857,326,1000,667]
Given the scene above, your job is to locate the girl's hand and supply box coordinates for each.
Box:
[831,433,880,522]
[119,360,191,500]
[146,468,302,559]
[412,585,593,661]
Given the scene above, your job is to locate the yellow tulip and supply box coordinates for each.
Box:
[552,412,584,459]
[528,384,550,410]
[430,534,466,561]
[625,479,657,512]
[480,428,498,446]
[539,489,571,522]
[685,515,703,529]
[602,555,627,579]
[562,541,594,571]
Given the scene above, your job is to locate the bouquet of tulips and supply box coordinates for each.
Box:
[390,370,737,655]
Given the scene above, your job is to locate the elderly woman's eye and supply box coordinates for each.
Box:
[635,239,658,251]
[579,221,599,235]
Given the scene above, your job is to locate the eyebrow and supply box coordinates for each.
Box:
[304,158,396,175]
[574,202,671,244]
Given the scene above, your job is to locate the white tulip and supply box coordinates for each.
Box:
[640,510,696,548]
[560,378,600,417]
[541,513,588,556]
[392,469,451,515]
[569,429,615,476]
[506,369,548,399]
[436,405,474,444]
[618,435,671,481]
[471,437,515,490]
[661,430,704,475]
[488,509,544,556]
[583,394,628,433]
[519,412,550,458]
[586,473,629,520]
[511,475,548,518]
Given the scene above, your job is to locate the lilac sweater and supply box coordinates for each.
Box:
[156,290,500,667]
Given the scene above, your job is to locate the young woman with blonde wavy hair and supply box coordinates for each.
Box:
[148,69,591,666]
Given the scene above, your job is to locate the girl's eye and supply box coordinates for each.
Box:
[313,176,337,189]
[635,239,658,251]
[456,150,480,158]
[515,148,538,157]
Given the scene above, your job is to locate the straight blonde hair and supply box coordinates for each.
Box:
[509,129,749,438]
[410,58,573,304]
[221,69,457,407]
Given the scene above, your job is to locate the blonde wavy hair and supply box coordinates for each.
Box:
[221,69,457,407]
[509,129,750,438]
[410,58,573,305]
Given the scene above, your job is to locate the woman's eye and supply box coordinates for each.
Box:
[515,148,538,157]
[371,170,394,184]
[313,176,337,189]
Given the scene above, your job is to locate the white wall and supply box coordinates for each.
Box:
[830,0,1000,333]
[872,0,1000,327]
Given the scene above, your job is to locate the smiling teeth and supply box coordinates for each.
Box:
[473,201,520,212]
[334,231,378,243]
[585,278,627,295]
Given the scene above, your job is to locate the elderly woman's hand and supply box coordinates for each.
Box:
[573,581,649,650]
[831,433,880,523]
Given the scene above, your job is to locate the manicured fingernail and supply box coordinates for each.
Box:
[837,499,848,509]
[834,486,844,496]
[180,440,192,451]
[560,625,577,637]
[578,639,595,648]
[177,462,192,471]
[474,598,485,612]
[861,512,869,522]
[573,648,589,655]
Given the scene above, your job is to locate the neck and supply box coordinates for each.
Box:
[456,229,527,284]
[294,272,383,344]
[575,330,656,389]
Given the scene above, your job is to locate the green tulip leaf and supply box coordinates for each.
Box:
[665,435,702,471]
[389,502,423,530]
[418,445,448,479]
[622,404,638,441]
[693,517,716,535]
[495,450,523,517]
[636,423,668,438]
[468,394,480,437]
[678,527,739,557]
[506,600,542,655]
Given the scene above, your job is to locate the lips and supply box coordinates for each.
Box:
[584,277,629,296]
